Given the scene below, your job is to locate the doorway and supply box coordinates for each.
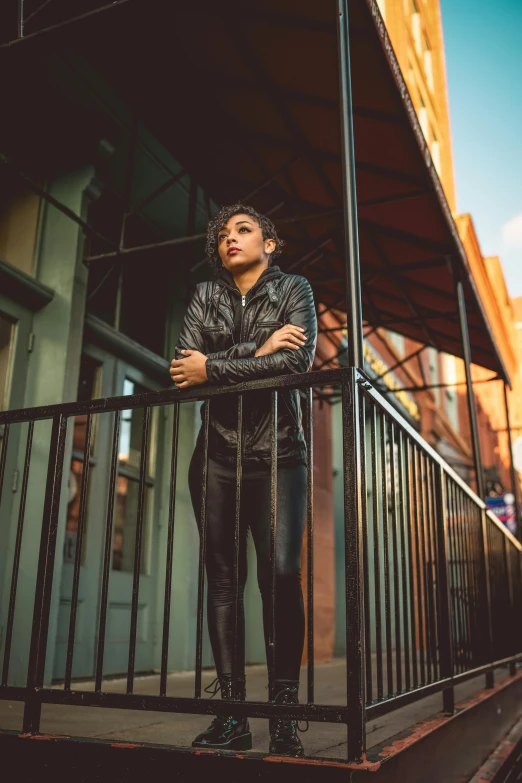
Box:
[54,346,163,681]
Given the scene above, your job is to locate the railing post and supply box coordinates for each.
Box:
[502,381,521,541]
[17,0,24,38]
[23,414,68,733]
[503,536,516,675]
[342,369,366,762]
[434,465,454,713]
[336,0,364,368]
[453,268,485,501]
[479,511,495,688]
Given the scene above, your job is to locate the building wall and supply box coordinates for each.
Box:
[378,0,457,212]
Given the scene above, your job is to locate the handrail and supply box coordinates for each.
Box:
[1,365,519,552]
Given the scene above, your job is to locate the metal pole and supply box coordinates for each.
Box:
[336,0,364,368]
[342,369,366,761]
[17,0,24,38]
[503,381,521,541]
[454,273,485,499]
[434,464,454,713]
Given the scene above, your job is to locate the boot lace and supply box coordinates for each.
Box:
[204,677,221,699]
[273,687,309,734]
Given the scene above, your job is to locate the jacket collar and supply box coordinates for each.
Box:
[212,264,283,312]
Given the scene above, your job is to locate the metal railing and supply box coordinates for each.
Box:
[0,367,521,763]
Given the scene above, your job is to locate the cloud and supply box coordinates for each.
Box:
[502,213,522,249]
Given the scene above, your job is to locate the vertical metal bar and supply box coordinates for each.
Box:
[503,381,521,541]
[268,391,278,700]
[419,453,432,683]
[0,422,10,511]
[454,274,484,500]
[17,0,24,38]
[460,493,474,669]
[445,481,456,671]
[360,393,372,704]
[504,536,515,671]
[428,461,440,680]
[1,421,34,687]
[232,394,243,692]
[160,402,180,697]
[336,0,364,367]
[305,387,315,704]
[388,421,402,693]
[464,498,474,664]
[411,445,426,684]
[95,410,121,692]
[434,464,454,713]
[424,459,437,681]
[380,412,393,696]
[461,498,473,667]
[64,415,93,690]
[456,489,471,670]
[194,401,210,699]
[449,482,464,674]
[406,439,418,688]
[371,405,383,700]
[398,430,411,691]
[342,370,365,762]
[23,415,68,734]
[451,487,464,671]
[126,406,151,694]
[445,480,458,673]
[469,501,481,666]
[479,510,495,687]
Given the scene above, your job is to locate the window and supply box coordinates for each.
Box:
[0,179,41,277]
[388,330,405,356]
[0,313,15,411]
[428,347,440,405]
[424,36,434,91]
[412,1,422,56]
[431,131,441,176]
[113,378,157,574]
[418,96,429,141]
[443,354,459,432]
[64,354,102,564]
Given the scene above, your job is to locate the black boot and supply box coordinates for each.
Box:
[269,680,305,757]
[192,676,252,751]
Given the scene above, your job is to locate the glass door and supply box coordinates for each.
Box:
[55,349,162,681]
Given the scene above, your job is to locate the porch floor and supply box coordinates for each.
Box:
[0,660,495,760]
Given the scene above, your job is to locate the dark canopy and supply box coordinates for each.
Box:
[0,0,509,381]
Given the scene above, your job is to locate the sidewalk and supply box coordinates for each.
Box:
[0,660,489,760]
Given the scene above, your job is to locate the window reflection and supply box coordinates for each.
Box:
[113,377,156,575]
[112,476,151,574]
[119,379,145,470]
[64,459,88,564]
[64,355,101,564]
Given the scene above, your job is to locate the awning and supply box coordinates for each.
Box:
[0,0,509,381]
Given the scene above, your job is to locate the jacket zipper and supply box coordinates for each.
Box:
[240,294,246,341]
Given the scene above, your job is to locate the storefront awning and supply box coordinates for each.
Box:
[0,0,509,381]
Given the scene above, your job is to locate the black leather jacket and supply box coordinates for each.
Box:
[175,265,317,465]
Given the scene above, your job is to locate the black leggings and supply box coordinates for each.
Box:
[188,449,307,683]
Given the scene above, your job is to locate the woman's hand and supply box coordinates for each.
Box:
[255,324,307,357]
[170,350,208,388]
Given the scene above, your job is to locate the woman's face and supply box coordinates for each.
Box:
[217,213,276,273]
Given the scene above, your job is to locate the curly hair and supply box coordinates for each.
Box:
[205,203,284,271]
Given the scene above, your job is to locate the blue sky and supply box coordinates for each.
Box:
[440,0,522,298]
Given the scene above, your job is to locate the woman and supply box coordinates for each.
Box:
[170,203,317,757]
